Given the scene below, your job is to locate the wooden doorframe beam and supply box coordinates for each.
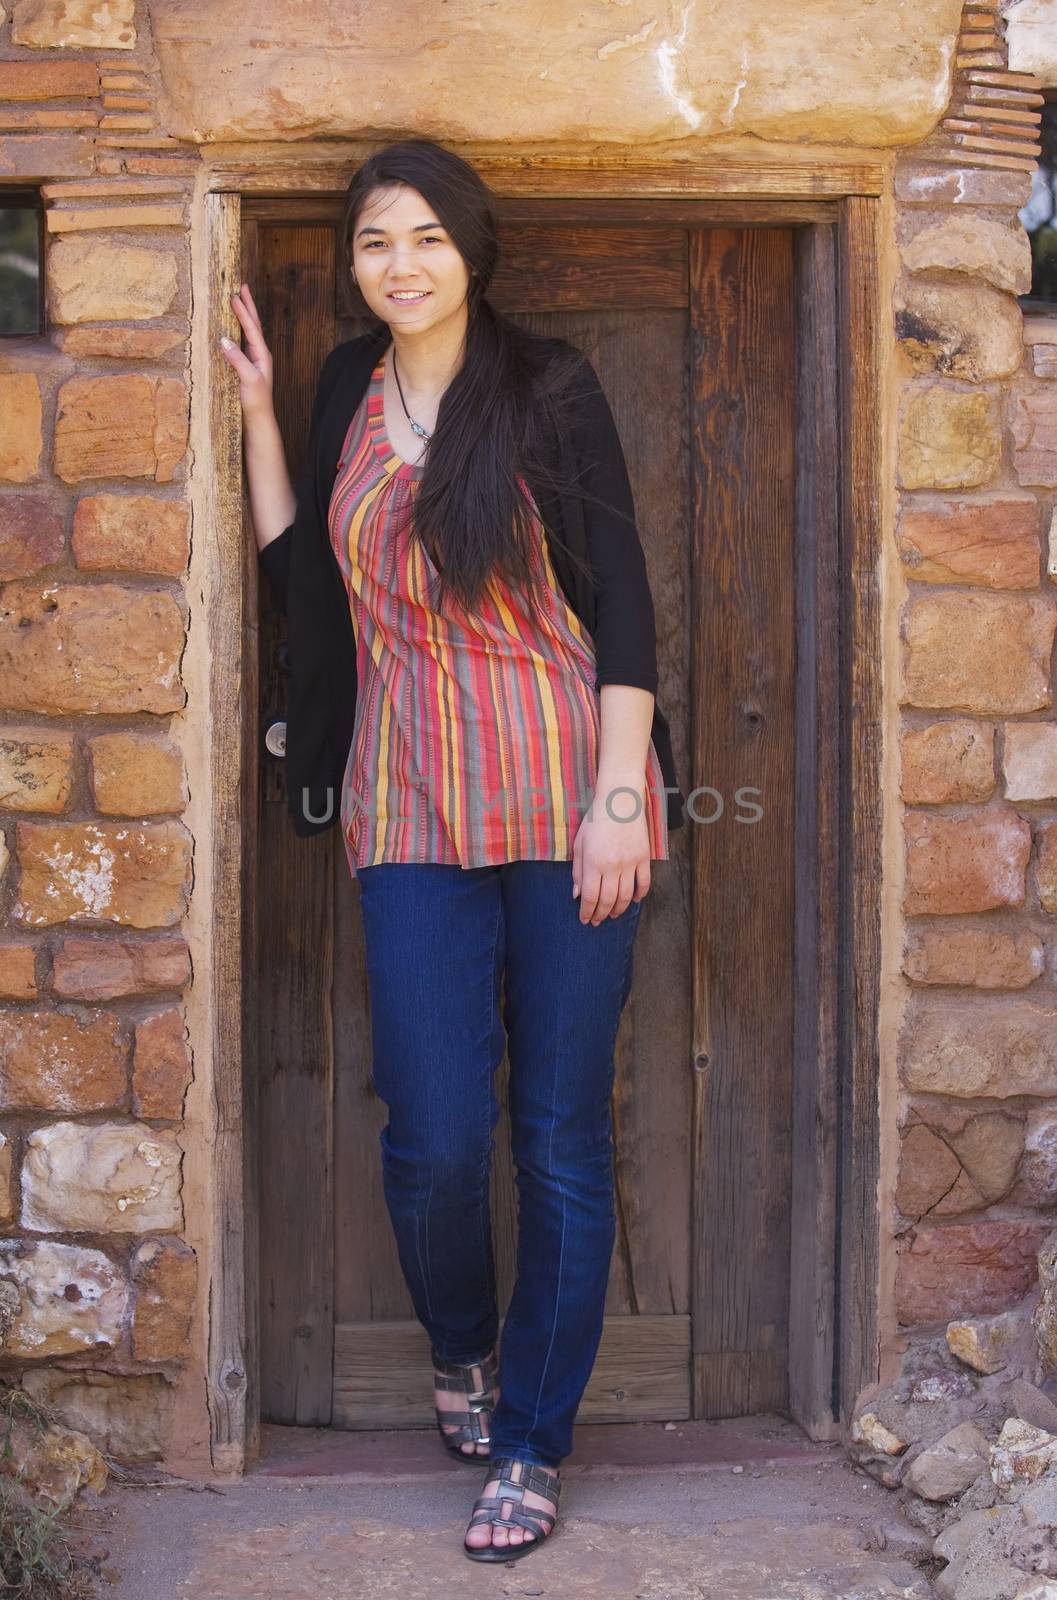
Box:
[204,169,884,1471]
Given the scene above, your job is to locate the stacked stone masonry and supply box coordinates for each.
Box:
[0,0,200,1464]
[893,1,1057,1348]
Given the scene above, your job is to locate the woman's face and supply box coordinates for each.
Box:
[350,183,472,335]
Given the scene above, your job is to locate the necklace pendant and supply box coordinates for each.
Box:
[410,420,431,440]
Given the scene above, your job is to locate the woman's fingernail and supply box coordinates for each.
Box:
[220,336,232,348]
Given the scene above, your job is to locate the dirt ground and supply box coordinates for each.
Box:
[64,1414,940,1599]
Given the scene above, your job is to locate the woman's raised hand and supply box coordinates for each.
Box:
[219,282,275,426]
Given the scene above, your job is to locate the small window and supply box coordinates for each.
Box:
[1020,91,1057,308]
[0,189,44,336]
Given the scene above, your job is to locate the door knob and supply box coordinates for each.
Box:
[264,720,287,758]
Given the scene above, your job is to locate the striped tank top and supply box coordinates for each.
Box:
[327,349,670,881]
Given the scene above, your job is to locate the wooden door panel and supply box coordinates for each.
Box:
[253,215,798,1430]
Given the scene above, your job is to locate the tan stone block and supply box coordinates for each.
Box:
[100,74,147,91]
[900,992,1057,1096]
[903,1422,992,1501]
[901,214,1029,296]
[1036,818,1057,912]
[51,935,191,1000]
[0,1241,128,1359]
[1007,0,1057,85]
[1033,345,1057,379]
[0,494,64,581]
[0,109,98,131]
[42,179,184,200]
[54,374,190,484]
[21,1120,182,1233]
[899,385,1002,491]
[101,95,151,112]
[1013,388,1057,486]
[895,163,1035,208]
[896,497,1040,589]
[896,279,1024,382]
[1004,721,1057,800]
[88,732,186,815]
[14,820,191,929]
[19,1370,168,1462]
[0,1007,126,1111]
[153,379,188,484]
[97,114,154,133]
[46,236,178,325]
[47,204,184,233]
[0,60,97,99]
[132,1007,191,1120]
[897,1121,966,1218]
[57,328,186,360]
[0,582,185,715]
[902,925,1043,988]
[952,1111,1023,1202]
[150,0,966,148]
[0,729,74,812]
[902,591,1057,713]
[904,807,1031,915]
[0,943,38,1000]
[11,0,135,49]
[72,494,189,576]
[1021,1108,1057,1206]
[900,719,995,803]
[948,1308,1030,1374]
[991,1417,1057,1489]
[0,374,42,483]
[124,156,200,177]
[895,1219,1052,1325]
[130,1237,195,1361]
[0,134,94,181]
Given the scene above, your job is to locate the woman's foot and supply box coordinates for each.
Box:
[434,1350,500,1458]
[464,1456,561,1556]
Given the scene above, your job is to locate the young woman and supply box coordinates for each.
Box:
[221,138,684,1564]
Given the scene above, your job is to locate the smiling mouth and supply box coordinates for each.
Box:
[388,291,431,302]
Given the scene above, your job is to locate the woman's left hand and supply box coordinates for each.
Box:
[572,780,651,925]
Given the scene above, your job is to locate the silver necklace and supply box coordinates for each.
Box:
[391,350,433,443]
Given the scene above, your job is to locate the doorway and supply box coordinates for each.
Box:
[233,193,879,1443]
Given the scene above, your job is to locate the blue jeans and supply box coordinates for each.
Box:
[355,858,643,1468]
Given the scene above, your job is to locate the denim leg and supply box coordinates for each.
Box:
[356,862,507,1364]
[489,859,642,1467]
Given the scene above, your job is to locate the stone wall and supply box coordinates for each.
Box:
[0,0,1053,1478]
[0,2,203,1466]
[889,7,1056,1353]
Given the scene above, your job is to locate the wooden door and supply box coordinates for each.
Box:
[244,204,799,1429]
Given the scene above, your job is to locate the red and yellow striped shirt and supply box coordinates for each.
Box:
[327,350,669,881]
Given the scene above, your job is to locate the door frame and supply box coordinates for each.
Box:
[200,156,885,1470]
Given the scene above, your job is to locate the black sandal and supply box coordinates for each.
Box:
[463,1455,561,1562]
[432,1346,499,1463]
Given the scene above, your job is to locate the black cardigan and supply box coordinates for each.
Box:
[257,327,685,838]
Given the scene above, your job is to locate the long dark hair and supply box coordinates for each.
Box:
[341,138,601,619]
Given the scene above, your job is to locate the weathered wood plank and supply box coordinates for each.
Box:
[835,196,884,1430]
[788,224,842,1443]
[216,156,885,199]
[688,228,798,1420]
[333,1315,691,1427]
[205,189,250,1472]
